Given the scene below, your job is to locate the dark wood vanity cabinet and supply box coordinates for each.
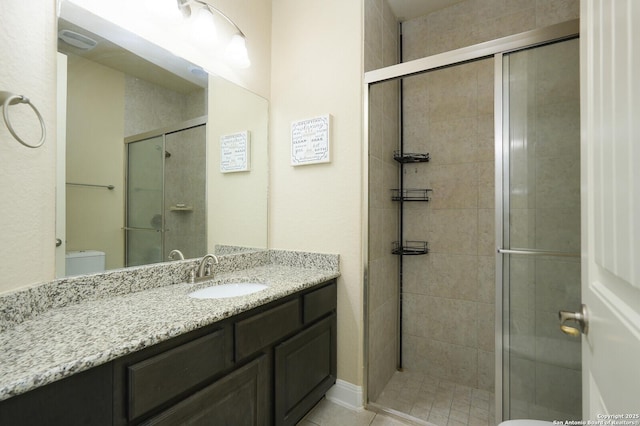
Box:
[120,279,337,425]
[144,353,271,426]
[0,280,336,426]
[0,279,337,426]
[275,314,336,426]
[0,363,113,426]
[119,326,234,423]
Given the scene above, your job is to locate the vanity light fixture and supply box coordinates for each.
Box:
[191,5,218,43]
[177,0,251,68]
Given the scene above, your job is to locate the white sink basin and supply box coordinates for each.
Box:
[188,282,268,299]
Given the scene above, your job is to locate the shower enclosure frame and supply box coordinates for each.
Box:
[124,116,207,267]
[363,19,579,420]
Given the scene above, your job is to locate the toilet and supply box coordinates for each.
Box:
[65,250,106,276]
[500,420,554,426]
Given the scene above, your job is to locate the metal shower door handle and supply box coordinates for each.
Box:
[558,304,588,336]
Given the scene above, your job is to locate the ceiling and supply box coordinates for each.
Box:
[387,0,465,21]
[58,19,204,94]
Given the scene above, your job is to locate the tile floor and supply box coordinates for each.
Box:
[298,398,419,426]
[370,371,496,426]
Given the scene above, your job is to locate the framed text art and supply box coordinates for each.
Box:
[291,115,330,166]
[220,131,250,173]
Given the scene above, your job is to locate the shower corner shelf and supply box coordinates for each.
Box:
[392,241,429,256]
[393,151,430,163]
[391,188,432,202]
[169,204,194,212]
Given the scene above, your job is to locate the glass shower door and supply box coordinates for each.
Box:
[126,135,164,267]
[500,38,581,420]
[163,125,206,260]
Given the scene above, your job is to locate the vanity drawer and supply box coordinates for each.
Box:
[235,299,301,360]
[128,328,229,421]
[144,354,269,426]
[303,281,336,324]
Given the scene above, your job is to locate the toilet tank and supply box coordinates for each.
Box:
[65,250,106,276]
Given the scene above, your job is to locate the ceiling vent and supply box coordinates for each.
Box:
[58,29,98,50]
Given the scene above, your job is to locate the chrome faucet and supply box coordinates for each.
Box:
[195,254,219,281]
[168,249,185,260]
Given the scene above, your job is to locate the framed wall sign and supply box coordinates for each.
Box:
[220,131,250,173]
[291,114,330,166]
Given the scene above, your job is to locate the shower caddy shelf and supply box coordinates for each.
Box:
[169,203,194,212]
[391,188,432,202]
[392,240,429,255]
[393,151,430,163]
[391,150,431,256]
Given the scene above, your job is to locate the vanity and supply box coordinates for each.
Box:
[0,250,339,425]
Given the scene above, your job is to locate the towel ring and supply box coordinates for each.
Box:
[0,91,46,148]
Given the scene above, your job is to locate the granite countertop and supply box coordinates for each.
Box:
[0,254,339,402]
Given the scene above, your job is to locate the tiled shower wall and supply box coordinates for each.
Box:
[163,125,207,261]
[124,76,206,137]
[398,0,579,394]
[401,0,580,61]
[400,57,496,391]
[365,0,400,401]
[365,0,579,405]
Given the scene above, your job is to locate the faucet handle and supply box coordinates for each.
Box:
[168,249,185,260]
[195,254,219,281]
[187,269,196,284]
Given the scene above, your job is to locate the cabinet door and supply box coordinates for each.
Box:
[275,314,336,426]
[127,328,229,421]
[235,299,301,361]
[0,363,112,426]
[144,354,270,426]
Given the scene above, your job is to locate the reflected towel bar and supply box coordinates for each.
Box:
[67,182,115,190]
[497,248,580,258]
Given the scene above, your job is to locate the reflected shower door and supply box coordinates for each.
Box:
[164,124,206,260]
[126,135,164,267]
[500,38,581,420]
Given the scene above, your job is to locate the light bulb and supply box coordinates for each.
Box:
[191,7,217,43]
[145,0,182,21]
[226,34,251,68]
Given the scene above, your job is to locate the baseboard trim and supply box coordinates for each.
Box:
[325,379,364,411]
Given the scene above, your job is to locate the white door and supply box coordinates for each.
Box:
[580,0,640,415]
[55,52,67,277]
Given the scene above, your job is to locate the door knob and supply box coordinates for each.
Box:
[558,304,588,336]
[55,238,62,247]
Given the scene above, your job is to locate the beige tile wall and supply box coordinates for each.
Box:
[400,58,495,391]
[365,0,579,411]
[401,0,579,61]
[398,0,579,398]
[366,0,400,401]
[164,125,207,260]
[124,76,206,137]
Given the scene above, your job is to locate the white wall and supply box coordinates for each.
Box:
[270,0,365,388]
[208,77,269,249]
[0,0,57,293]
[65,54,125,270]
[208,0,272,99]
[0,0,367,394]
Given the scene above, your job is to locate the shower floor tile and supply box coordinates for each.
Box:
[371,371,496,426]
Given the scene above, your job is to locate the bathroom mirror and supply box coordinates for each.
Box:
[56,0,268,276]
